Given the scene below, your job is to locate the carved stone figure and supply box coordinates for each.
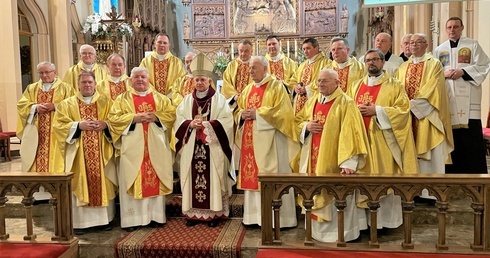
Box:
[340,4,348,32]
[183,13,191,39]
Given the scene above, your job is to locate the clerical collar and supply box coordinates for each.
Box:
[336,57,350,69]
[320,94,330,104]
[411,53,426,64]
[82,94,94,104]
[156,53,167,61]
[450,39,460,48]
[82,63,94,71]
[308,53,320,64]
[383,52,392,61]
[136,90,149,96]
[41,78,56,92]
[196,89,209,99]
[254,74,270,87]
[110,76,122,83]
[367,72,384,86]
[270,53,281,62]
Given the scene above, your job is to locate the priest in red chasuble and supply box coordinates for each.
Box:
[264,35,298,97]
[108,67,176,232]
[17,61,74,201]
[53,71,116,235]
[139,33,186,97]
[348,49,419,230]
[295,68,369,242]
[235,56,299,227]
[175,53,235,227]
[97,53,130,101]
[289,37,330,114]
[325,37,365,93]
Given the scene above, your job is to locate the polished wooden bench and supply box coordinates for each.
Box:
[259,173,490,254]
[0,172,78,258]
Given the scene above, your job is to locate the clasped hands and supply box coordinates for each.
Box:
[36,103,55,114]
[79,120,107,131]
[241,108,256,120]
[445,68,463,80]
[190,118,203,130]
[133,112,157,124]
[358,102,376,117]
[294,84,306,95]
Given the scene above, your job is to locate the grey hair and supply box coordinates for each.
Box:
[401,33,413,42]
[130,67,150,77]
[330,37,349,48]
[107,53,125,64]
[37,61,55,71]
[79,44,96,54]
[250,56,268,68]
[376,32,392,42]
[412,33,428,41]
[319,68,339,80]
[185,52,197,59]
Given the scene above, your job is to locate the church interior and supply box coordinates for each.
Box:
[2,0,490,257]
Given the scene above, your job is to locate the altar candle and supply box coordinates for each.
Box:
[294,39,298,59]
[231,42,234,59]
[287,40,290,58]
[256,39,259,55]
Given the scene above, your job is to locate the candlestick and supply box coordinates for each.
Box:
[287,40,290,58]
[294,39,298,59]
[231,42,234,59]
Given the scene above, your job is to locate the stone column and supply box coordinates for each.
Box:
[48,0,73,75]
[0,0,22,131]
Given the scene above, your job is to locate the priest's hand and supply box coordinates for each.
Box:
[241,109,256,120]
[190,118,203,130]
[445,69,463,80]
[341,168,356,174]
[44,103,55,112]
[92,120,107,131]
[36,103,50,114]
[294,83,306,95]
[145,112,158,123]
[133,113,144,124]
[79,120,97,131]
[306,120,323,134]
[358,102,376,117]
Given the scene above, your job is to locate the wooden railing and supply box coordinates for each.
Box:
[0,172,75,244]
[259,173,490,253]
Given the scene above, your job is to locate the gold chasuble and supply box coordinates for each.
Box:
[52,92,116,207]
[171,75,196,106]
[139,51,186,96]
[326,57,366,92]
[395,55,454,160]
[62,62,108,91]
[17,79,74,173]
[222,59,253,99]
[108,88,176,199]
[96,75,130,100]
[265,53,298,94]
[348,75,418,174]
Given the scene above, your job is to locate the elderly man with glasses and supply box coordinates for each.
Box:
[63,44,108,91]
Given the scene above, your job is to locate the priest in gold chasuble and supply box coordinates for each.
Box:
[53,71,116,234]
[295,68,369,242]
[290,38,330,114]
[108,67,176,231]
[172,52,197,106]
[221,40,254,106]
[175,53,235,227]
[325,37,365,93]
[395,33,454,177]
[348,49,418,230]
[139,33,186,97]
[235,56,299,228]
[265,35,298,96]
[62,45,107,91]
[96,53,130,101]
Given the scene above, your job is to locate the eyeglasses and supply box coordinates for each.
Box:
[365,57,382,63]
[38,71,54,75]
[409,40,427,45]
[81,52,95,56]
[317,79,336,84]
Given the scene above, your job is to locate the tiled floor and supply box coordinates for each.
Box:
[1,155,485,257]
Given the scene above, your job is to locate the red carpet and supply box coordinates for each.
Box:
[0,242,69,258]
[115,218,246,258]
[256,249,490,258]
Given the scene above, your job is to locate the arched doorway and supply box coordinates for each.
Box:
[18,9,33,92]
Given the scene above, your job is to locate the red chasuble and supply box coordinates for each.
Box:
[235,62,250,94]
[36,88,55,173]
[153,58,170,95]
[109,81,127,100]
[239,84,266,190]
[133,93,160,197]
[295,63,313,114]
[404,62,424,141]
[334,66,350,92]
[78,100,103,206]
[310,100,334,173]
[269,60,285,81]
[355,83,382,132]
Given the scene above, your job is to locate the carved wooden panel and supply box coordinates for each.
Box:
[192,5,226,39]
[303,0,338,35]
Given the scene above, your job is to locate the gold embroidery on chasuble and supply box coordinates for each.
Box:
[235,62,250,94]
[405,62,424,140]
[355,83,382,132]
[109,81,126,100]
[182,77,196,96]
[310,101,332,173]
[133,94,160,197]
[153,58,170,95]
[78,101,103,206]
[334,66,350,92]
[239,86,266,190]
[269,60,285,81]
[36,88,55,173]
[295,63,313,114]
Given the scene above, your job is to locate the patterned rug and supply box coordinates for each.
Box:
[115,218,246,258]
[165,194,244,218]
[256,249,490,258]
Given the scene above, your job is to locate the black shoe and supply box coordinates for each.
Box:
[150,221,164,228]
[207,219,220,228]
[413,196,437,206]
[186,220,198,227]
[74,229,87,235]
[124,226,138,232]
[98,224,112,231]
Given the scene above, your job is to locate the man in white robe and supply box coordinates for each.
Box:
[434,17,490,174]
[359,33,404,77]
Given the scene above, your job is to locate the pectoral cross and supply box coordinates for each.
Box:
[100,6,126,52]
[458,109,466,117]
